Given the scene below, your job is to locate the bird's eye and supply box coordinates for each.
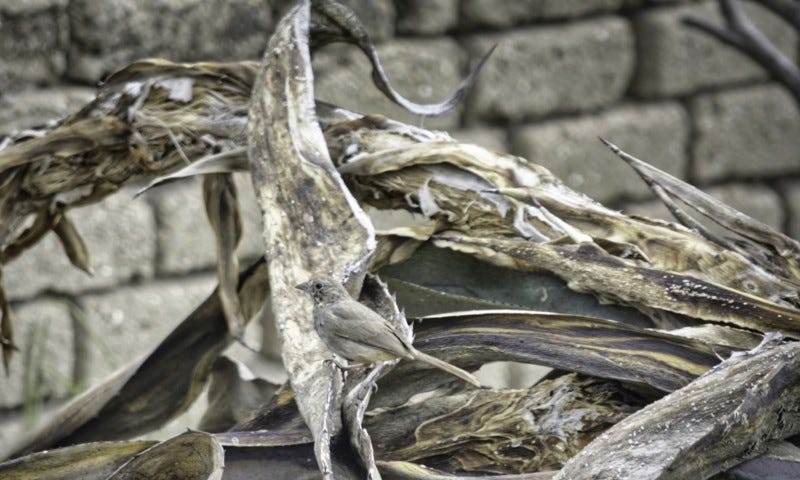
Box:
[314,282,323,290]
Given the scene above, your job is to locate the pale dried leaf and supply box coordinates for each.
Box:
[203,173,246,339]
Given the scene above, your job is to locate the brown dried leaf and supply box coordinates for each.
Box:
[52,210,93,275]
[0,440,156,480]
[0,272,15,374]
[203,173,246,339]
[107,431,223,480]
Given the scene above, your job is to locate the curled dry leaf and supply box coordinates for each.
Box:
[203,173,246,340]
[52,210,93,275]
[309,0,494,117]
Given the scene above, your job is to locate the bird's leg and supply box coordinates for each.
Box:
[323,356,369,371]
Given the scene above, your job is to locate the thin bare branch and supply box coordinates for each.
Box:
[683,0,800,104]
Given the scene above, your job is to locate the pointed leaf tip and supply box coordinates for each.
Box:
[598,137,619,152]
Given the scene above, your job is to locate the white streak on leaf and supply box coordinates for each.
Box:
[365,206,437,240]
[418,180,440,218]
[426,164,509,216]
[514,207,549,242]
[155,78,194,103]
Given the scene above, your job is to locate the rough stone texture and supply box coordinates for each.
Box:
[150,180,216,274]
[512,103,689,203]
[0,1,68,90]
[0,86,95,134]
[452,127,509,153]
[632,1,798,97]
[66,0,272,82]
[314,39,467,129]
[461,0,623,28]
[77,274,216,386]
[396,0,458,35]
[5,189,157,300]
[338,0,395,41]
[624,183,784,232]
[691,84,800,182]
[782,181,800,240]
[150,174,264,275]
[0,298,74,408]
[464,18,634,122]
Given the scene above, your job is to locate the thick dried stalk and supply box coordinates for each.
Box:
[555,338,800,479]
[247,1,375,476]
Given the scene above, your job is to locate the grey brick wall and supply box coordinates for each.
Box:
[1,0,799,438]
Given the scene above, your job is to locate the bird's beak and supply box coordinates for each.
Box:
[295,281,312,293]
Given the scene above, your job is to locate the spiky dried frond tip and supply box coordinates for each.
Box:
[316,115,800,332]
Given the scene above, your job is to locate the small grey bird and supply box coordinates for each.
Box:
[296,277,481,387]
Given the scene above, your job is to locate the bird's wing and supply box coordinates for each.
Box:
[325,301,413,359]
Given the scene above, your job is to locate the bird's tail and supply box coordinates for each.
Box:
[410,348,481,387]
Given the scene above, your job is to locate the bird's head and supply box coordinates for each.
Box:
[295,277,348,305]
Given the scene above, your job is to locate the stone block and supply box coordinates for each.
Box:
[76,274,217,385]
[632,1,797,97]
[691,84,800,182]
[5,188,157,300]
[512,103,689,203]
[150,179,216,274]
[452,127,509,153]
[461,0,622,28]
[0,1,67,90]
[313,38,467,130]
[150,173,264,275]
[67,0,272,82]
[0,86,95,134]
[782,181,800,239]
[396,0,458,35]
[464,18,634,122]
[0,298,74,408]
